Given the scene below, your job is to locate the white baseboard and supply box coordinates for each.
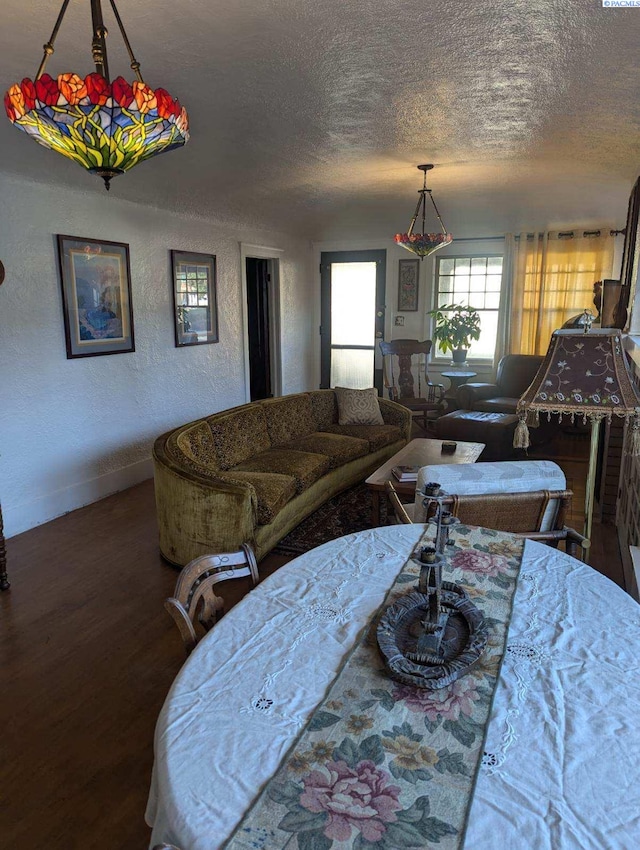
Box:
[5,457,154,538]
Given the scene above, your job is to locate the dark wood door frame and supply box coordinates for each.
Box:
[241,244,283,402]
[320,249,386,392]
[246,257,272,401]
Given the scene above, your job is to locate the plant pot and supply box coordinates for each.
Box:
[451,348,468,366]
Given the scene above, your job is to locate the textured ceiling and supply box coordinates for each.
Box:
[1,0,639,238]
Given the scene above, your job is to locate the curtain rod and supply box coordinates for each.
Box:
[451,229,624,242]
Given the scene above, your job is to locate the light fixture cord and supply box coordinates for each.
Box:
[35,0,73,80]
[107,0,144,82]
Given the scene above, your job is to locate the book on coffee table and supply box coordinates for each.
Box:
[391,465,419,482]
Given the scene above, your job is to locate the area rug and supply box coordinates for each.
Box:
[271,483,389,556]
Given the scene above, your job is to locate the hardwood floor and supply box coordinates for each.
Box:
[0,444,624,849]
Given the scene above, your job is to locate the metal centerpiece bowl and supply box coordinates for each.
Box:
[377,484,489,689]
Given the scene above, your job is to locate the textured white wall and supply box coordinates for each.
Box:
[0,173,315,537]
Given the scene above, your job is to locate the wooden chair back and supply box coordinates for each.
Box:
[165,544,259,655]
[379,339,445,432]
[447,489,570,534]
[379,339,434,401]
[385,481,589,558]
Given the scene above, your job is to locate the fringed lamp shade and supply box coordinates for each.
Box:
[514,329,640,551]
[4,74,188,187]
[515,330,640,435]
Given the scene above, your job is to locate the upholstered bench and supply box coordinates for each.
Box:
[434,410,519,460]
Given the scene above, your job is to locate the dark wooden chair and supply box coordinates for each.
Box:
[165,544,259,655]
[379,339,445,434]
[386,480,589,559]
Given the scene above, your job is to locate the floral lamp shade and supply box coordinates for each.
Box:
[394,164,452,260]
[5,74,188,187]
[515,329,640,448]
[394,232,453,259]
[514,329,640,552]
[3,0,189,190]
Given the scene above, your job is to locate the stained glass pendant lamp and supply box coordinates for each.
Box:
[4,0,189,190]
[394,164,453,259]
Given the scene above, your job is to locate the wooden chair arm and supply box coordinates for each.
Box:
[563,526,590,559]
[385,481,413,525]
[513,527,590,560]
[164,597,199,656]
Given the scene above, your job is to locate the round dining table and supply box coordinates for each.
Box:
[146,525,640,849]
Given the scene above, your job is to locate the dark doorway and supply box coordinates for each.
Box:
[246,257,272,401]
[320,249,386,392]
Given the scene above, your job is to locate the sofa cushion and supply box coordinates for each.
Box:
[261,395,316,446]
[321,423,402,452]
[176,421,220,471]
[309,390,339,430]
[335,386,384,425]
[473,397,519,415]
[209,406,271,470]
[285,432,369,468]
[232,448,330,494]
[217,470,296,525]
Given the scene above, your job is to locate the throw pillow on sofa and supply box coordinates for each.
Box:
[335,387,384,426]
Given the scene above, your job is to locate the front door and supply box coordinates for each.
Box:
[320,250,386,391]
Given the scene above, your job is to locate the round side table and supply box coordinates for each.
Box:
[441,370,477,412]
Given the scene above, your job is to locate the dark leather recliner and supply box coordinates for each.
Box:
[456,354,543,414]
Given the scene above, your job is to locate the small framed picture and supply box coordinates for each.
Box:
[171,250,219,347]
[398,258,420,312]
[56,235,134,359]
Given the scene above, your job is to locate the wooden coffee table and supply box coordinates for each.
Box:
[365,437,485,525]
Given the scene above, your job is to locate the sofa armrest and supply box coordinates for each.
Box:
[378,397,413,442]
[153,436,258,566]
[456,382,500,409]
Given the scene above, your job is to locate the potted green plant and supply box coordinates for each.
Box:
[428,303,481,364]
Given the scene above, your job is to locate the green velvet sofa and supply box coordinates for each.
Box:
[153,390,411,566]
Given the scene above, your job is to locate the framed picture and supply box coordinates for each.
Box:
[171,250,219,347]
[56,235,134,359]
[397,258,420,311]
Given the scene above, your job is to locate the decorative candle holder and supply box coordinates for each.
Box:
[377,483,489,689]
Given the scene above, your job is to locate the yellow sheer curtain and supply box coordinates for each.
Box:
[508,232,615,355]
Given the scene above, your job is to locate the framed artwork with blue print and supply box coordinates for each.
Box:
[56,234,135,358]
